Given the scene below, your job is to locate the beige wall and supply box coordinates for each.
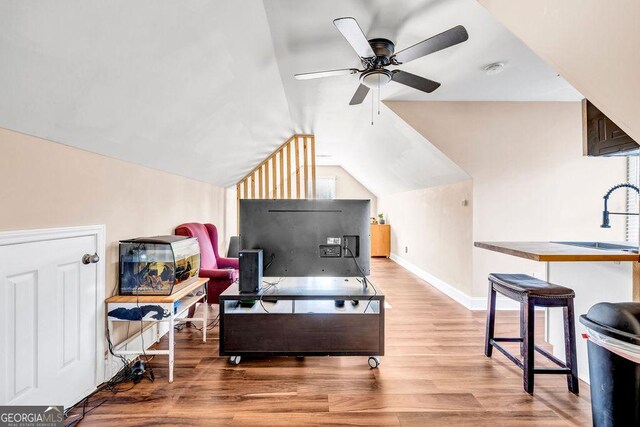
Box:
[379,180,474,295]
[0,127,226,303]
[317,165,377,217]
[384,101,626,297]
[225,186,238,248]
[478,0,640,141]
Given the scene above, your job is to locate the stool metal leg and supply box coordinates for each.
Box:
[563,299,580,394]
[484,283,497,357]
[523,299,535,393]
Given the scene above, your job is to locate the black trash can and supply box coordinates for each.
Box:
[579,302,640,427]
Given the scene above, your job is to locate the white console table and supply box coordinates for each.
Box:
[106,277,209,382]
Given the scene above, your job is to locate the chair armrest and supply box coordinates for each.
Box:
[216,257,239,269]
[200,268,236,280]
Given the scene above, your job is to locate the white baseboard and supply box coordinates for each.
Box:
[389,253,519,311]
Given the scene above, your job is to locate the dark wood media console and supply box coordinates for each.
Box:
[219,277,385,367]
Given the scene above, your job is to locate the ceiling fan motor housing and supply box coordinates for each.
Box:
[366,38,395,66]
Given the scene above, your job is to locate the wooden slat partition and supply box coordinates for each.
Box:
[271,157,277,199]
[303,137,309,198]
[294,138,300,199]
[287,141,293,198]
[310,136,316,198]
[236,134,317,226]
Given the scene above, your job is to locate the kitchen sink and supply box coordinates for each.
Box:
[552,241,639,253]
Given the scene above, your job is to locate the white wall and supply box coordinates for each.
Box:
[224,186,238,251]
[383,101,626,299]
[317,165,378,217]
[379,180,473,296]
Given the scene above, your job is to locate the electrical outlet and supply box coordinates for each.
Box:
[405,246,408,254]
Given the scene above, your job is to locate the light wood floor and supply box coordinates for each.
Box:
[76,258,592,426]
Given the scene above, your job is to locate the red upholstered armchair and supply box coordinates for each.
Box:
[174,223,238,310]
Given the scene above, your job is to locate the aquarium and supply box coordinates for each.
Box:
[119,235,200,296]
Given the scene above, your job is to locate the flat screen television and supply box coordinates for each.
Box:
[239,199,370,277]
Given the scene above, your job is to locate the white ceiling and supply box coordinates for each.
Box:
[0,0,293,186]
[0,0,581,193]
[263,0,581,195]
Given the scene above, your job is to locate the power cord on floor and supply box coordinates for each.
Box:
[65,319,155,426]
[135,286,155,382]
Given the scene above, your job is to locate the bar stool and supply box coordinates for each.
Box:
[484,273,579,394]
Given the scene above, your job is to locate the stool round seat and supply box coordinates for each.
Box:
[489,273,575,301]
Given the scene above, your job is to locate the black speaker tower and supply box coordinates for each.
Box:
[239,249,263,293]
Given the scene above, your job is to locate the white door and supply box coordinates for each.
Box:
[0,228,103,408]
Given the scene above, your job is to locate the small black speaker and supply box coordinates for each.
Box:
[239,249,263,293]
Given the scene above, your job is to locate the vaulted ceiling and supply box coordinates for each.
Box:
[0,0,581,195]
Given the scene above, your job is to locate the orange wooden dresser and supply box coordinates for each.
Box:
[371,224,391,257]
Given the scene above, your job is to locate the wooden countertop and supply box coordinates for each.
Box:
[106,277,209,303]
[474,241,640,262]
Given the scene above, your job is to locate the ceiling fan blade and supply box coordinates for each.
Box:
[392,70,441,93]
[333,17,376,59]
[393,25,469,64]
[349,84,370,105]
[294,68,359,80]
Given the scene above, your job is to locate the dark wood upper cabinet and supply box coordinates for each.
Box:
[583,99,639,156]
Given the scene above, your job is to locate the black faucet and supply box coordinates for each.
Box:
[601,183,640,228]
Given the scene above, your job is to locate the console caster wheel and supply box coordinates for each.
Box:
[368,356,380,369]
[228,356,241,365]
[296,356,305,361]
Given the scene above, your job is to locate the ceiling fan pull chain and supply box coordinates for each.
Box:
[377,75,380,116]
[371,85,374,125]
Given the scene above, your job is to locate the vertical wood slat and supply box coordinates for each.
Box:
[250,174,255,198]
[294,136,300,199]
[279,150,285,199]
[265,161,270,199]
[271,157,277,199]
[258,165,263,199]
[287,141,292,199]
[311,136,316,199]
[303,136,309,199]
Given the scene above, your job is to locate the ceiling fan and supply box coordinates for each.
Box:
[294,17,469,105]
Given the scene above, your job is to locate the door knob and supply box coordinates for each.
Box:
[82,253,100,264]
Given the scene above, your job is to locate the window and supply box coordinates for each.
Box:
[626,156,639,243]
[316,176,336,199]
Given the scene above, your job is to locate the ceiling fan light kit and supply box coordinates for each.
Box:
[294,17,469,107]
[361,69,392,89]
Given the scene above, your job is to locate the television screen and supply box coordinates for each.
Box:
[239,199,370,277]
